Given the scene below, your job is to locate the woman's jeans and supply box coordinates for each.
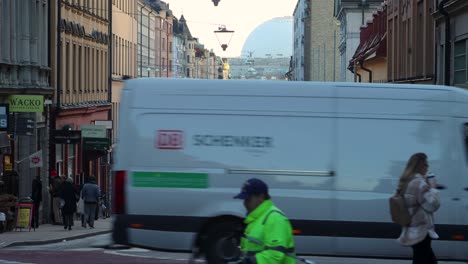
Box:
[411,235,437,264]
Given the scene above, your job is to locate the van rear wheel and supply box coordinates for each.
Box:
[204,221,243,264]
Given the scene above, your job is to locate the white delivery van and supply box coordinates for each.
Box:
[112,79,468,263]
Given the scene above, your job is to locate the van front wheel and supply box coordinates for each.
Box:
[204,221,243,264]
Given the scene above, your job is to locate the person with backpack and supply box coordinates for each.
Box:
[394,153,440,264]
[232,178,296,264]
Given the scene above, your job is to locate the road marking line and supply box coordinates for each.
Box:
[103,250,204,262]
[0,260,36,264]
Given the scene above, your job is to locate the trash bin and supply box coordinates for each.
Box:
[15,197,35,231]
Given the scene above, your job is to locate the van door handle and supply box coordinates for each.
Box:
[464,187,468,191]
[435,184,446,190]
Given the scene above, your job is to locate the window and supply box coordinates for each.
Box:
[454,40,467,85]
[56,144,63,176]
[78,46,82,92]
[65,42,70,94]
[73,44,77,92]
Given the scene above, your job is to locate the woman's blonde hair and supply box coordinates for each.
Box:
[398,152,427,191]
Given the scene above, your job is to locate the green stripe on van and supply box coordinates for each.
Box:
[132,172,209,188]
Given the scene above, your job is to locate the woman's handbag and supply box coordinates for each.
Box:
[77,198,84,214]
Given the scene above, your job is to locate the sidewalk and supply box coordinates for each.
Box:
[0,217,112,248]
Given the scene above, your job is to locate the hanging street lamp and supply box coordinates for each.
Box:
[214,25,235,51]
[212,0,220,6]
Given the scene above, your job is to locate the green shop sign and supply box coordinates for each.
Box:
[132,172,209,188]
[9,95,44,113]
[83,137,110,151]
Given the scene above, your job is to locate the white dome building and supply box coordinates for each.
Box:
[228,17,292,80]
[241,17,293,58]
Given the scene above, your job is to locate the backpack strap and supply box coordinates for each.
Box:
[262,210,285,225]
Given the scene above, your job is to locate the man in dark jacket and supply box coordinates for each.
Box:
[61,177,77,230]
[31,175,42,228]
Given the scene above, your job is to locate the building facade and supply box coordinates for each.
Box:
[50,0,111,190]
[112,0,137,151]
[293,0,340,81]
[434,0,468,88]
[157,2,173,78]
[137,1,157,77]
[387,0,435,84]
[137,0,173,78]
[350,3,387,83]
[0,0,52,217]
[172,18,186,78]
[334,0,382,82]
[293,0,307,81]
[310,0,341,81]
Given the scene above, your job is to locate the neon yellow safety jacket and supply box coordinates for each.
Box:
[240,199,296,264]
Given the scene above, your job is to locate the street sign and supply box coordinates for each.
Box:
[8,95,44,113]
[53,130,81,144]
[94,120,112,129]
[83,137,110,151]
[15,117,35,136]
[81,125,106,138]
[0,105,9,131]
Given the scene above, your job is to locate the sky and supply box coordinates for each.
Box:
[164,0,296,58]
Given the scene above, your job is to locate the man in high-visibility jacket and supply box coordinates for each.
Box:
[233,178,296,264]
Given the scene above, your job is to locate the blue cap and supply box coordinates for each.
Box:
[233,178,269,199]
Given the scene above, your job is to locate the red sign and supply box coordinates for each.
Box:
[156,130,184,149]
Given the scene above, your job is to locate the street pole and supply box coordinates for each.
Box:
[323,43,326,81]
[311,48,314,81]
[333,30,336,82]
[147,10,153,77]
[317,46,321,82]
[107,0,112,203]
[49,0,62,176]
[139,5,143,77]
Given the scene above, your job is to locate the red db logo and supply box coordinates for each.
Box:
[156,130,184,150]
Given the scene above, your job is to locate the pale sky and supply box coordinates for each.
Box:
[164,0,296,58]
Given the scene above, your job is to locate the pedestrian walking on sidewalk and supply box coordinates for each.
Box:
[49,171,64,225]
[81,176,100,228]
[397,153,441,264]
[61,177,77,231]
[31,175,42,229]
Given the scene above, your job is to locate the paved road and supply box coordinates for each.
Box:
[1,235,467,264]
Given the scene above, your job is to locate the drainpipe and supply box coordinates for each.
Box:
[360,60,373,83]
[49,0,62,177]
[438,0,451,86]
[351,63,362,82]
[139,5,144,77]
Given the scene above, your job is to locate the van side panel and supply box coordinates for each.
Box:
[125,110,337,253]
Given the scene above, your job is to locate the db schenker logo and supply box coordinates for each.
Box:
[156,130,184,150]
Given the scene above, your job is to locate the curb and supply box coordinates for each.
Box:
[2,230,112,248]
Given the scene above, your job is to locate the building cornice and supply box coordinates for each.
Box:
[0,87,54,96]
[432,0,468,20]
